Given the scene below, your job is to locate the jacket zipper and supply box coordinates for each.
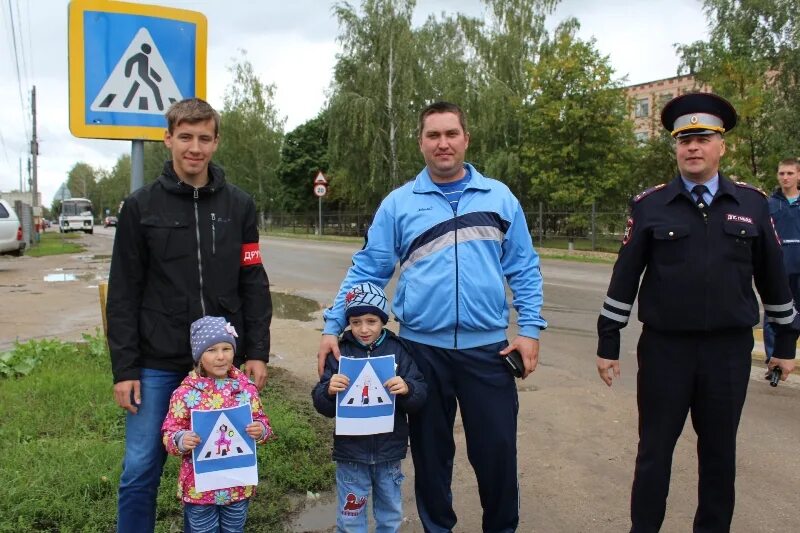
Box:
[454,210,459,349]
[193,188,206,315]
[211,213,216,256]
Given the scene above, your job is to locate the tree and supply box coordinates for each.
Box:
[214,52,285,215]
[677,0,800,187]
[328,0,421,209]
[458,0,559,199]
[275,110,331,213]
[520,19,636,216]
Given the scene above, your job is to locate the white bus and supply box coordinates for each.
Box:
[59,198,94,234]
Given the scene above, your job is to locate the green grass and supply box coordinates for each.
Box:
[0,334,334,532]
[26,232,84,257]
[263,228,364,244]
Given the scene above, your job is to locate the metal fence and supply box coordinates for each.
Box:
[262,202,628,252]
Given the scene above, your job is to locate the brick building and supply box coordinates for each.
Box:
[625,74,712,141]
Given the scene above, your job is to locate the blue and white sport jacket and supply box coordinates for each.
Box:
[323,163,547,349]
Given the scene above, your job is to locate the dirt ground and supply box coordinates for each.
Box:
[2,231,798,533]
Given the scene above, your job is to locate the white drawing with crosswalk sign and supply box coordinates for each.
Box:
[90,27,183,114]
[336,354,396,436]
[191,404,258,492]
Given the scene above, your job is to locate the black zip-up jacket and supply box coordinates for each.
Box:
[312,329,427,464]
[107,161,272,383]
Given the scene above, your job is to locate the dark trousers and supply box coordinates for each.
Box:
[405,339,519,533]
[631,327,752,533]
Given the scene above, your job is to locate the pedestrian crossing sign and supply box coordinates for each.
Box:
[191,404,258,493]
[68,0,207,140]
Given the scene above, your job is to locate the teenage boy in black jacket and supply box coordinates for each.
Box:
[313,282,426,532]
[107,98,272,533]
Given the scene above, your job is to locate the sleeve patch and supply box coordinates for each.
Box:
[622,217,634,245]
[633,183,666,203]
[241,243,262,266]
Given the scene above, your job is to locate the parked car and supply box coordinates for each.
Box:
[0,199,25,256]
[103,216,118,228]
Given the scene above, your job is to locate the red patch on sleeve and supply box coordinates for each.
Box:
[241,243,262,266]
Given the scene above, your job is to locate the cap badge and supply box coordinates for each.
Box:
[690,115,698,124]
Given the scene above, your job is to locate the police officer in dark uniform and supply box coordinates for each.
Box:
[595,92,798,533]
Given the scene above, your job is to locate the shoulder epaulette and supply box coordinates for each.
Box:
[735,181,767,197]
[633,183,666,203]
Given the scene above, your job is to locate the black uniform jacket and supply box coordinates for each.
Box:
[312,329,427,465]
[598,174,798,360]
[107,161,272,383]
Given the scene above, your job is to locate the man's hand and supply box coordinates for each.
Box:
[318,334,341,377]
[113,380,141,414]
[596,357,620,387]
[766,357,796,382]
[500,336,539,379]
[244,360,268,390]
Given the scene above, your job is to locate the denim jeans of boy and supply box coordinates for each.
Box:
[336,460,404,533]
[184,499,249,533]
[117,368,186,533]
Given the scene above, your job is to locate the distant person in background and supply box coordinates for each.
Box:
[106,98,272,533]
[763,157,800,361]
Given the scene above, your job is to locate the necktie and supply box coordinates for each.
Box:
[692,184,710,208]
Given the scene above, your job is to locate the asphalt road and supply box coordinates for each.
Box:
[1,229,797,532]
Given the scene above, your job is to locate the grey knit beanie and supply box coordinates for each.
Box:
[344,282,389,324]
[190,316,238,362]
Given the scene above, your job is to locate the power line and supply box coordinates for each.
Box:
[7,0,30,143]
[13,0,31,87]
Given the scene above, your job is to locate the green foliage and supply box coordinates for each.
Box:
[521,19,636,212]
[275,110,331,213]
[677,0,800,188]
[215,52,286,215]
[0,335,333,532]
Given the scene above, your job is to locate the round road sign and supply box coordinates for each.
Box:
[314,184,327,197]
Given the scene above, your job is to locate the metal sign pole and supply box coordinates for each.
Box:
[318,196,323,236]
[131,140,144,192]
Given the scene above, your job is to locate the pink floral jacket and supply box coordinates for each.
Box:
[161,367,273,505]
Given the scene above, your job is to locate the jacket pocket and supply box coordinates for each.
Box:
[141,213,192,261]
[722,221,757,263]
[140,293,190,355]
[652,224,690,266]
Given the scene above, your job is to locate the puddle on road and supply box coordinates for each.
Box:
[43,271,108,283]
[44,273,77,282]
[289,491,337,533]
[272,292,322,322]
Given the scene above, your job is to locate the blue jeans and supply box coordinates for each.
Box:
[184,500,249,533]
[336,460,404,533]
[117,368,186,533]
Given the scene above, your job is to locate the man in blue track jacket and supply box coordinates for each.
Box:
[317,101,547,533]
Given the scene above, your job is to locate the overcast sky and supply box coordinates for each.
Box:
[0,0,708,206]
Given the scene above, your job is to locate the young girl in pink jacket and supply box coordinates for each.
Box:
[162,316,273,531]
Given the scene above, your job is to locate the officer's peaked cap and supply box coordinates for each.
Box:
[660,92,737,138]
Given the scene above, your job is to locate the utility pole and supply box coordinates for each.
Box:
[31,86,39,207]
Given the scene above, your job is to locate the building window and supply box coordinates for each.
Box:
[635,131,650,143]
[634,98,650,118]
[657,93,673,109]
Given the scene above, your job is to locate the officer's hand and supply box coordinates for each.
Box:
[113,380,141,414]
[501,336,539,379]
[596,357,620,387]
[244,360,268,390]
[318,334,341,378]
[766,358,796,382]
